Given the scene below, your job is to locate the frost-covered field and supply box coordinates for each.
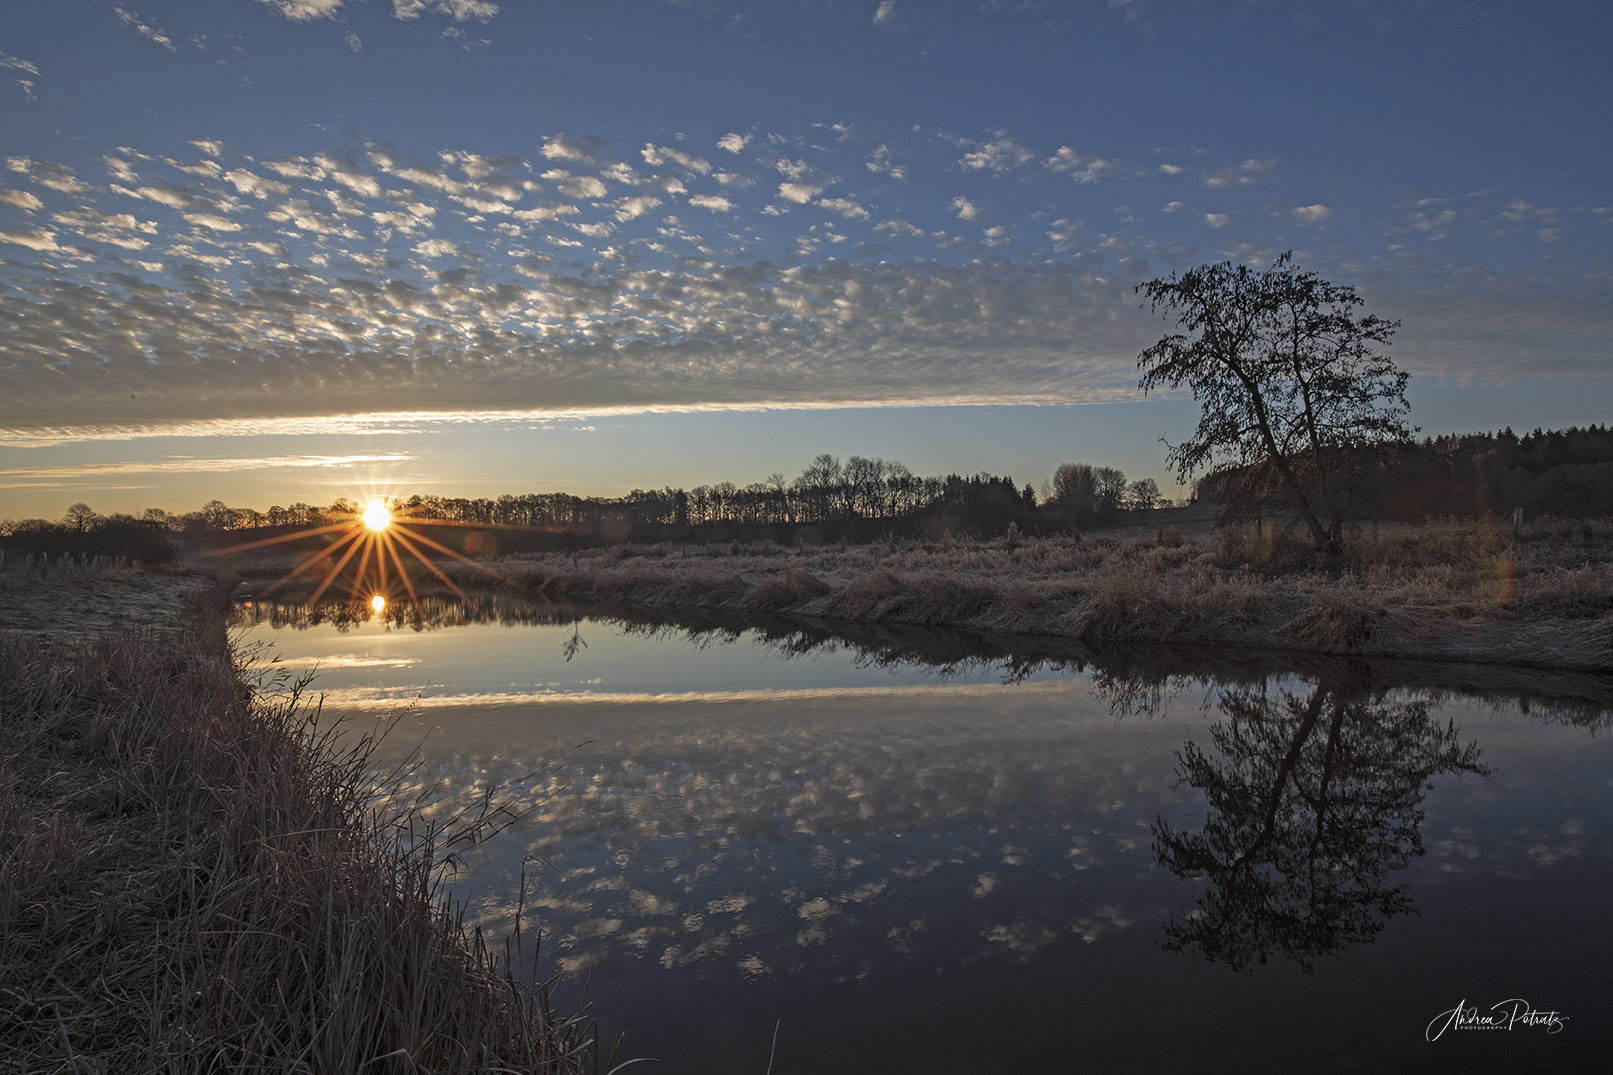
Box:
[446,518,1613,671]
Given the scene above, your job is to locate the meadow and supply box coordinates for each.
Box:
[397,516,1613,673]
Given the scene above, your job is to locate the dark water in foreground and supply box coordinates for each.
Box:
[231,596,1613,1073]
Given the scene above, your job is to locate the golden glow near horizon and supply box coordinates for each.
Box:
[209,490,515,608]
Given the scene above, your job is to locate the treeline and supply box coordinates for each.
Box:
[1197,425,1613,522]
[3,453,1170,560]
[1386,425,1613,519]
[11,425,1608,565]
[248,454,1055,549]
[0,504,177,565]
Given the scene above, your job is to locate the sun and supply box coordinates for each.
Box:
[215,489,523,608]
[362,501,392,531]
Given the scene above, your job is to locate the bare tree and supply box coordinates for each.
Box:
[63,502,100,533]
[1126,477,1161,511]
[1050,463,1098,527]
[1094,466,1128,519]
[1137,252,1413,555]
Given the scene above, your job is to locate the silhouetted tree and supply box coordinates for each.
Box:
[1050,463,1098,527]
[1126,477,1161,510]
[63,503,99,533]
[1094,466,1128,519]
[1137,252,1414,555]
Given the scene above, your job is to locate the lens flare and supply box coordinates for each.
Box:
[370,594,386,613]
[362,501,392,531]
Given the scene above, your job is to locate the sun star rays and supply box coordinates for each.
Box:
[212,497,525,608]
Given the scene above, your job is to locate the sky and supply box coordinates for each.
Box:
[1,0,1609,521]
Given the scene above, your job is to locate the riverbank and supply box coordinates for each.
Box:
[414,516,1611,673]
[0,566,610,1071]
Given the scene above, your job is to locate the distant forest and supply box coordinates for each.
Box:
[4,426,1612,563]
[1197,425,1613,523]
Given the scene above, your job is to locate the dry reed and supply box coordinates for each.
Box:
[0,619,619,1073]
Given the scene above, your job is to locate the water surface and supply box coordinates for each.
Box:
[231,597,1613,1073]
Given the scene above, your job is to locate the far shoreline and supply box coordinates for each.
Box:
[220,515,1613,675]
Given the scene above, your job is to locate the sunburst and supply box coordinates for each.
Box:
[213,497,533,609]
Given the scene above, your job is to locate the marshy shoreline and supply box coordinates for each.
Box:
[387,516,1613,675]
[0,566,614,1073]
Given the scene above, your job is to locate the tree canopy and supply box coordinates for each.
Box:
[1137,252,1413,554]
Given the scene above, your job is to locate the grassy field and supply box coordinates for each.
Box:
[388,515,1610,673]
[0,566,616,1072]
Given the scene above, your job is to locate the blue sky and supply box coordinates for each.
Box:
[1,0,1609,520]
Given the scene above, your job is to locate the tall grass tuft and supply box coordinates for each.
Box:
[0,622,616,1073]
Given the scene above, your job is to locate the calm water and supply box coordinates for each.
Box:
[231,597,1613,1073]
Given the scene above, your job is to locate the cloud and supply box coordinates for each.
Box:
[51,207,153,250]
[413,237,462,259]
[0,189,43,211]
[873,1,900,26]
[613,196,662,222]
[1291,204,1332,225]
[325,160,383,199]
[9,159,89,194]
[642,144,711,175]
[0,53,39,76]
[960,132,1034,174]
[1,128,1604,440]
[183,212,243,233]
[775,158,833,185]
[393,1,501,23]
[687,194,735,213]
[0,453,413,483]
[256,0,345,20]
[1408,206,1456,236]
[556,174,608,200]
[867,144,906,182]
[1046,218,1084,249]
[0,227,59,252]
[817,197,869,220]
[1046,147,1113,184]
[346,32,364,52]
[777,182,822,205]
[542,134,610,165]
[113,182,209,210]
[223,168,292,199]
[114,5,178,51]
[0,231,1154,431]
[717,133,750,155]
[1204,157,1278,189]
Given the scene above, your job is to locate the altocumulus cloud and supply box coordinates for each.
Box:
[0,124,1607,437]
[0,132,1160,433]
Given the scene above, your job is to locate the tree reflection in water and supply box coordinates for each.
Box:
[1151,681,1488,973]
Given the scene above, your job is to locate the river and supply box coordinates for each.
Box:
[230,594,1613,1073]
